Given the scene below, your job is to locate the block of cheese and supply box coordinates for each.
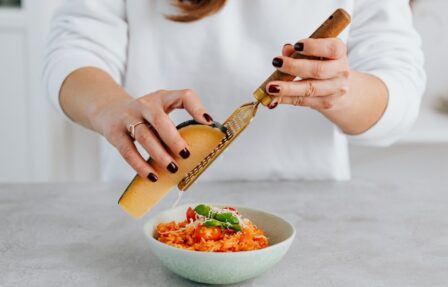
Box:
[118,121,226,219]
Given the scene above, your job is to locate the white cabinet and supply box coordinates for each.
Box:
[0,22,28,181]
[0,0,100,182]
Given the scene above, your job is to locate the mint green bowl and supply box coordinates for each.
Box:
[144,203,296,285]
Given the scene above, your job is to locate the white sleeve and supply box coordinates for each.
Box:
[42,0,128,115]
[345,0,426,146]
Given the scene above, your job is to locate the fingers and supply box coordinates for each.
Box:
[161,89,213,125]
[266,75,349,98]
[272,86,348,111]
[272,38,348,80]
[123,88,213,176]
[142,109,185,170]
[266,70,350,111]
[294,38,347,60]
[133,123,181,174]
[138,89,208,170]
[114,135,158,181]
[267,39,350,111]
[272,56,345,80]
[282,43,295,57]
[288,94,345,111]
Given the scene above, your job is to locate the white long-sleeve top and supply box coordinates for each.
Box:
[43,0,425,182]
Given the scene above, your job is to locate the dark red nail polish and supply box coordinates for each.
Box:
[268,102,278,110]
[203,113,213,123]
[147,173,158,182]
[167,162,178,174]
[268,85,280,94]
[179,148,190,159]
[272,57,283,68]
[294,42,304,52]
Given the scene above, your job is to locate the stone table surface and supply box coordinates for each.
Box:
[1,179,447,287]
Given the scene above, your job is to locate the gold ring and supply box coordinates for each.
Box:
[127,121,146,139]
[293,96,305,106]
[304,80,316,97]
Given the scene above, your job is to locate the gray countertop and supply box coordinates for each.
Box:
[1,179,447,287]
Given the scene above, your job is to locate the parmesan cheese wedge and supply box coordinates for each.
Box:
[118,121,226,219]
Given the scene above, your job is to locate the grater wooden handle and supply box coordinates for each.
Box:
[253,8,352,106]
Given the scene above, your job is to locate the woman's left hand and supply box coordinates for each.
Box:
[266,38,351,111]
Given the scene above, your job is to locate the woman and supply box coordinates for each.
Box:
[43,0,425,182]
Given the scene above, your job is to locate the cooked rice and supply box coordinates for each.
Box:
[156,219,269,252]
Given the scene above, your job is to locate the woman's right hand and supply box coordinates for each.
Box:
[91,89,214,182]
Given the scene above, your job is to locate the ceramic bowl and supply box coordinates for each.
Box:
[144,203,296,285]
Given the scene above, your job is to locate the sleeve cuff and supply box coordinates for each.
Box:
[346,70,408,146]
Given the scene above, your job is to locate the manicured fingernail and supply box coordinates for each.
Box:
[179,148,190,159]
[268,85,280,94]
[203,113,213,123]
[268,102,278,110]
[283,43,293,48]
[272,57,283,68]
[147,173,158,182]
[167,162,178,173]
[294,42,304,52]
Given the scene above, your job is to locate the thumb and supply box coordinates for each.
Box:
[282,43,295,57]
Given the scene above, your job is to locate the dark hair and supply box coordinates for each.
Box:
[167,0,226,23]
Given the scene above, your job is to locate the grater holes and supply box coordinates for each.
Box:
[180,129,234,183]
[179,102,258,188]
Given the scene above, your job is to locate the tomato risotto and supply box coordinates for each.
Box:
[155,204,269,252]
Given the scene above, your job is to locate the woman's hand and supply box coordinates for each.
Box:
[266,39,388,135]
[266,38,350,111]
[92,89,213,181]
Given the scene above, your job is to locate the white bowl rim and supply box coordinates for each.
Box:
[143,202,297,256]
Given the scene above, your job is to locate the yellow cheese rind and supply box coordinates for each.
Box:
[118,122,226,219]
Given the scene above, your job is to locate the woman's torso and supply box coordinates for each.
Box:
[101,0,354,181]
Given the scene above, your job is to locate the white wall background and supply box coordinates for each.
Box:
[405,0,448,142]
[0,0,447,183]
[0,0,100,182]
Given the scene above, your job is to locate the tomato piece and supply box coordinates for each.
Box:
[223,228,236,235]
[194,225,223,242]
[186,207,197,222]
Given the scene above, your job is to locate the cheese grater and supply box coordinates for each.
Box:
[177,8,351,191]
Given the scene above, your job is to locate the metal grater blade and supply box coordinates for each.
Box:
[177,101,259,191]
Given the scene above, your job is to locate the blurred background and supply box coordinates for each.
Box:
[0,0,447,183]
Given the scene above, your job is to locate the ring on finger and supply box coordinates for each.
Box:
[127,121,146,139]
[304,80,316,97]
[293,96,305,106]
